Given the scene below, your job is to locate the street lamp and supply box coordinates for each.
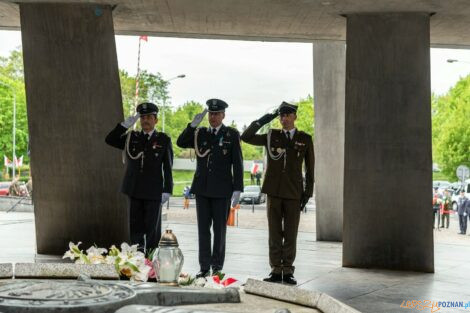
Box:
[162,74,185,133]
[447,59,470,64]
[0,81,16,179]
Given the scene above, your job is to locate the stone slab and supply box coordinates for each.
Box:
[116,305,233,313]
[317,293,361,313]
[14,263,119,279]
[116,305,293,313]
[244,279,360,313]
[0,264,12,278]
[0,280,241,313]
[128,283,240,306]
[244,279,321,308]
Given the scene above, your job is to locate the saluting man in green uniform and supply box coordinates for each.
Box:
[241,102,315,285]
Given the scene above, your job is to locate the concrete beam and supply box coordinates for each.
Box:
[20,3,128,254]
[343,13,433,272]
[313,41,345,242]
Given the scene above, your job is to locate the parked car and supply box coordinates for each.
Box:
[451,181,470,211]
[0,182,10,196]
[240,185,266,204]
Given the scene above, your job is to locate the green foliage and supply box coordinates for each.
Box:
[270,96,314,137]
[432,76,470,180]
[0,49,29,172]
[119,70,169,117]
[160,101,208,158]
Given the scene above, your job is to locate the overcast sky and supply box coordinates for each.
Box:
[1,30,470,127]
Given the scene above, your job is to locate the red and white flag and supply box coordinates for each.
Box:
[139,35,148,42]
[14,155,23,167]
[3,155,10,167]
[251,163,259,174]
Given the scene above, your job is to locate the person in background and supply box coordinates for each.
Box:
[457,190,469,235]
[441,189,452,229]
[432,187,442,230]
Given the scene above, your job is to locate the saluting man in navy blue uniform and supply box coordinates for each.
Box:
[177,99,244,278]
[105,102,173,252]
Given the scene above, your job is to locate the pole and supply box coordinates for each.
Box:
[161,74,185,133]
[133,37,142,129]
[12,92,16,178]
[162,98,166,133]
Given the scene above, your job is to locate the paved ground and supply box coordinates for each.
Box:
[1,204,470,313]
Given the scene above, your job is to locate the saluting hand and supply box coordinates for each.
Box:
[121,113,140,128]
[257,109,279,126]
[190,109,208,128]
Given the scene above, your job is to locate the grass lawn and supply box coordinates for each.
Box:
[433,171,453,182]
[172,170,254,196]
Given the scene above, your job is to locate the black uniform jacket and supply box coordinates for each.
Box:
[241,122,314,200]
[176,124,244,198]
[105,124,173,200]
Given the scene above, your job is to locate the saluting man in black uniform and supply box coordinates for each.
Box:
[105,102,173,252]
[177,99,244,278]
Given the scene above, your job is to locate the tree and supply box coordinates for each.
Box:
[163,101,208,158]
[432,76,470,180]
[119,69,169,117]
[0,49,28,176]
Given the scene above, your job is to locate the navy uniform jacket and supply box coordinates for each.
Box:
[241,122,314,200]
[177,124,244,198]
[105,124,173,200]
[457,196,469,215]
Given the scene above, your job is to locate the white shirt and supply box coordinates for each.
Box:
[209,124,222,135]
[143,129,155,139]
[283,128,296,140]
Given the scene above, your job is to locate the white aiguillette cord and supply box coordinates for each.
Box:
[194,127,211,158]
[267,129,286,169]
[122,130,145,170]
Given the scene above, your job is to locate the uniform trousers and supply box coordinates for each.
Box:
[267,196,301,275]
[441,213,450,228]
[129,196,162,252]
[459,214,468,234]
[195,195,231,272]
[433,209,440,228]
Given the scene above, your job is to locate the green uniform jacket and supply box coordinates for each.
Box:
[241,122,315,200]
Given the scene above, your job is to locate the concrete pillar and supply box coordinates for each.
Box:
[20,4,128,254]
[313,41,345,242]
[343,13,433,272]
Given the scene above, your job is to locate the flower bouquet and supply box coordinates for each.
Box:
[63,242,154,282]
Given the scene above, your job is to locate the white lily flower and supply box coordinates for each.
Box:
[62,250,75,261]
[120,243,138,255]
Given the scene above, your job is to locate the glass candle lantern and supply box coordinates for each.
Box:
[153,229,184,285]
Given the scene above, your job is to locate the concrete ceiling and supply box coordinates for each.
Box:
[1,0,470,47]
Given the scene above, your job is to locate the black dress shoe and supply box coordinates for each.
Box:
[263,272,282,283]
[283,273,297,285]
[195,270,210,278]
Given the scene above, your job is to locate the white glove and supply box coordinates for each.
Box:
[190,109,208,128]
[231,191,241,208]
[161,193,171,205]
[464,212,468,217]
[121,113,140,128]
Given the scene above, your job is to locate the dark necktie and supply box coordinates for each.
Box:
[211,128,217,136]
[144,133,150,141]
[285,131,291,140]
